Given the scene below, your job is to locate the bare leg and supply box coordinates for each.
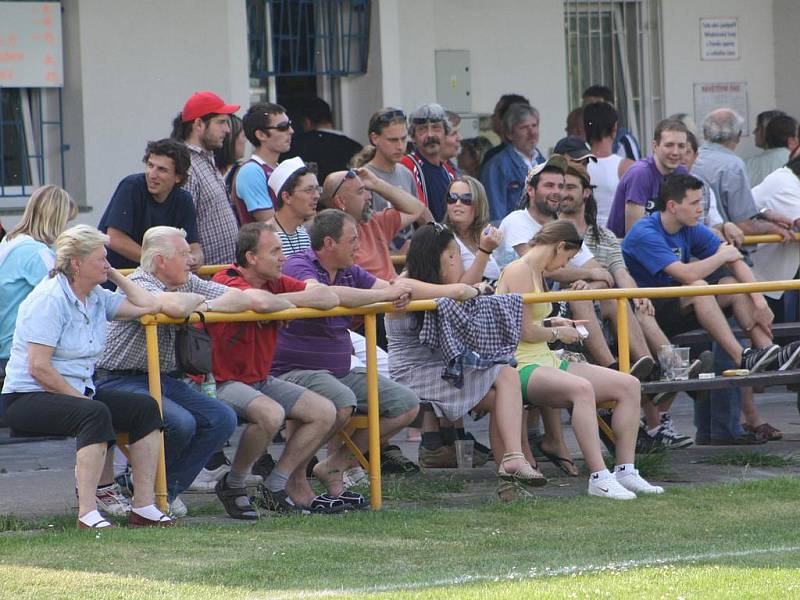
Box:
[128,430,161,508]
[98,450,115,486]
[602,300,651,360]
[76,443,107,517]
[716,283,773,349]
[739,387,762,429]
[233,398,285,475]
[570,300,615,366]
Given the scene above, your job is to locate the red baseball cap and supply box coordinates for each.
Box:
[181,91,240,122]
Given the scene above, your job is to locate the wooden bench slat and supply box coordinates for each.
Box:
[641,369,800,394]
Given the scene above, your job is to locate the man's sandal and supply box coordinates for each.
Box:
[215,473,259,520]
[497,452,548,487]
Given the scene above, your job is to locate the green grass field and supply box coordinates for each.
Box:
[1,477,799,599]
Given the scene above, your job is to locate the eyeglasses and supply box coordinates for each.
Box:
[264,120,293,132]
[330,169,357,198]
[297,185,323,195]
[446,192,473,205]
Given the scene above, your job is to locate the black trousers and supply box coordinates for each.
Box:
[2,388,162,450]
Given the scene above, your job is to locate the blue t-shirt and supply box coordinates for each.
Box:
[234,159,275,214]
[621,212,721,288]
[2,274,124,395]
[98,173,199,269]
[0,235,54,359]
[418,155,451,222]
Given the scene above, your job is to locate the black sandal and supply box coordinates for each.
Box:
[534,442,579,477]
[215,473,259,520]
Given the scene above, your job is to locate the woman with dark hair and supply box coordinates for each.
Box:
[215,114,246,193]
[387,223,546,499]
[443,176,502,284]
[457,137,493,179]
[498,220,664,500]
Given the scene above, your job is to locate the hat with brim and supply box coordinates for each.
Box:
[564,156,592,188]
[269,157,307,199]
[181,91,240,122]
[553,136,597,162]
[527,154,568,184]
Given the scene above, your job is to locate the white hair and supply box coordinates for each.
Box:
[140,226,186,273]
[51,224,109,280]
[702,108,744,143]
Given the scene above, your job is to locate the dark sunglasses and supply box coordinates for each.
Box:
[446,192,473,205]
[376,109,405,123]
[330,169,357,198]
[264,120,293,132]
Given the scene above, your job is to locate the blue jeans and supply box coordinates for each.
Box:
[694,342,744,440]
[96,374,236,498]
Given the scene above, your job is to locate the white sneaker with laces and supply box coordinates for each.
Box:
[169,496,188,518]
[615,467,664,494]
[342,466,368,488]
[188,464,231,491]
[95,482,133,516]
[588,475,636,500]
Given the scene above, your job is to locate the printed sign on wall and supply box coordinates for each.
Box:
[700,18,739,61]
[0,2,63,87]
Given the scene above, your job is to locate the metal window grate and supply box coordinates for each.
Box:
[0,87,64,202]
[248,0,370,78]
[564,0,663,145]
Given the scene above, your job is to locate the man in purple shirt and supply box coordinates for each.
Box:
[606,119,689,237]
[272,209,421,488]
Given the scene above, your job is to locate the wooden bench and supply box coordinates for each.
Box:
[671,322,800,346]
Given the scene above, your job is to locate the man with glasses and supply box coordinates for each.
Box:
[321,167,425,283]
[400,103,454,222]
[232,103,294,225]
[170,91,240,265]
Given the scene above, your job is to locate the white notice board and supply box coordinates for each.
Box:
[693,82,749,135]
[0,2,63,87]
[700,18,739,61]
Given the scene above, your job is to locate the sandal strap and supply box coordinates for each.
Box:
[499,451,526,464]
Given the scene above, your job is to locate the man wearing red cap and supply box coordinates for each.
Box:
[171,91,241,265]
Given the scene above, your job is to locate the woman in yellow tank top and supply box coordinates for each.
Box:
[497,221,664,500]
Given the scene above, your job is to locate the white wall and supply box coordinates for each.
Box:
[64,0,250,227]
[376,0,569,153]
[661,0,775,158]
[773,0,800,121]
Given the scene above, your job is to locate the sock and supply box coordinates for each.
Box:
[265,469,290,493]
[421,431,443,450]
[455,427,467,440]
[226,470,248,489]
[614,463,635,477]
[440,426,457,446]
[131,504,165,521]
[78,509,110,527]
[590,468,612,481]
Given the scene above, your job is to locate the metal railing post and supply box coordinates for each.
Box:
[144,322,168,513]
[617,298,630,373]
[364,312,382,510]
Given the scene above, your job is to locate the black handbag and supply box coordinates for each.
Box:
[175,311,213,375]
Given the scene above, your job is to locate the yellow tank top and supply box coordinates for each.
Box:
[498,259,562,369]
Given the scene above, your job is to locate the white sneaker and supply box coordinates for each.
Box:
[615,467,664,494]
[342,466,368,488]
[95,482,133,516]
[588,475,636,500]
[188,464,231,491]
[169,496,188,518]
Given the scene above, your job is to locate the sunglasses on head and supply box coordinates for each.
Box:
[412,117,443,125]
[376,109,405,123]
[330,169,357,198]
[446,192,473,205]
[428,221,449,235]
[264,120,293,132]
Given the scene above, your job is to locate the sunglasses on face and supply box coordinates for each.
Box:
[446,192,473,205]
[264,120,293,132]
[330,169,357,198]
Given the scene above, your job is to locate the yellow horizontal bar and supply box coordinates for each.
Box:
[140,278,800,326]
[742,232,800,245]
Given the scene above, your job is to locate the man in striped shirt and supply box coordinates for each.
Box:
[267,157,316,256]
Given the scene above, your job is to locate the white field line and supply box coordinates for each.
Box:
[265,545,800,599]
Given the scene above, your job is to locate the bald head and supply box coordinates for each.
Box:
[321,170,373,222]
[320,170,352,207]
[703,108,744,145]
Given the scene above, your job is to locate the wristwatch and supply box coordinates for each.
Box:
[754,207,770,220]
[204,299,214,311]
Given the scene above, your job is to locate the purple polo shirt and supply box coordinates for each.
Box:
[271,247,377,378]
[606,157,688,237]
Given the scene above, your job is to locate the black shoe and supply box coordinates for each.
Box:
[251,451,276,481]
[256,485,309,514]
[630,356,655,381]
[741,345,780,373]
[777,341,800,371]
[464,432,491,466]
[215,473,259,520]
[378,444,420,474]
[204,449,230,471]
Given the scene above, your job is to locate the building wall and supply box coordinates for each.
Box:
[63,0,250,227]
[374,0,569,154]
[772,0,800,121]
[661,0,775,158]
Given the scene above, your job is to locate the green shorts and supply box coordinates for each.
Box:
[518,360,570,405]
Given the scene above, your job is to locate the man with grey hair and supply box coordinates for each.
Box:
[96,226,297,516]
[481,103,545,222]
[400,103,454,221]
[692,108,793,239]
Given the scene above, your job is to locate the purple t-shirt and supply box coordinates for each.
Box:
[606,157,688,237]
[271,247,377,378]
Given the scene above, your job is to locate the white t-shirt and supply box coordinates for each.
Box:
[495,209,594,268]
[455,235,501,282]
[750,167,800,299]
[587,154,623,227]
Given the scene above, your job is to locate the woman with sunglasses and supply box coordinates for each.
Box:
[497,220,664,500]
[386,223,547,500]
[443,176,502,285]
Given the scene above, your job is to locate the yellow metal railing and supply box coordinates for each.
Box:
[138,277,800,512]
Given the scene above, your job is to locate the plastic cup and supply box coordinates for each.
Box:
[672,347,691,380]
[455,439,474,469]
[658,344,676,381]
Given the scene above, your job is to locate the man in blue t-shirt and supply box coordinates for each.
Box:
[623,173,791,373]
[99,139,201,270]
